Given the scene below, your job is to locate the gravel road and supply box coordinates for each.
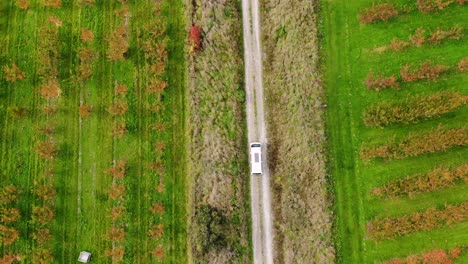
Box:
[241,0,274,263]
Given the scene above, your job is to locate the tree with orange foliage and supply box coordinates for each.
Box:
[107,184,125,200]
[35,141,57,160]
[382,248,462,264]
[48,16,62,27]
[150,203,165,216]
[0,225,19,245]
[112,121,127,137]
[147,78,167,94]
[458,57,468,72]
[106,227,125,241]
[152,246,164,261]
[108,101,128,116]
[33,184,57,201]
[80,28,94,42]
[115,84,128,95]
[108,207,125,221]
[107,25,129,61]
[32,249,53,264]
[79,104,93,118]
[400,61,448,82]
[364,71,398,91]
[2,64,25,83]
[32,206,55,225]
[0,186,17,205]
[43,0,61,8]
[32,228,52,245]
[0,208,20,224]
[39,79,62,99]
[105,247,124,263]
[0,254,21,264]
[105,160,127,179]
[147,224,163,239]
[359,3,398,23]
[16,0,30,9]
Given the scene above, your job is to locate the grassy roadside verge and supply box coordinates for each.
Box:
[261,0,336,263]
[185,0,252,263]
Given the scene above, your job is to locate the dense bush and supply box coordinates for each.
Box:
[361,126,467,161]
[363,91,467,127]
[367,202,468,240]
[192,205,227,255]
[372,164,468,198]
[359,3,399,23]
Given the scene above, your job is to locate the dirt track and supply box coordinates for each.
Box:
[241,0,274,263]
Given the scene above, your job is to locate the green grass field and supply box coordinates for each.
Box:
[322,0,467,263]
[0,0,187,263]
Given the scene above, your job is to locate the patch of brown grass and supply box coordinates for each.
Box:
[262,1,335,263]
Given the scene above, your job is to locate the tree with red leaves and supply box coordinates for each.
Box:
[189,25,202,52]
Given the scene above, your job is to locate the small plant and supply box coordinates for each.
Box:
[409,27,426,47]
[39,79,62,99]
[2,64,25,83]
[32,228,52,245]
[0,208,20,224]
[35,141,57,160]
[32,206,55,225]
[458,57,468,72]
[43,0,62,8]
[80,28,94,43]
[79,104,93,118]
[16,0,30,9]
[105,160,127,179]
[364,71,398,91]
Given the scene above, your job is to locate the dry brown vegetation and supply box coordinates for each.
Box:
[372,164,468,198]
[359,2,399,23]
[364,71,398,90]
[458,57,468,72]
[375,26,464,54]
[400,61,449,82]
[367,202,468,240]
[2,64,25,83]
[186,0,250,263]
[361,126,467,161]
[16,0,30,9]
[263,0,335,263]
[363,91,467,127]
[381,247,463,264]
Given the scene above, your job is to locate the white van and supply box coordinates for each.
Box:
[250,142,263,175]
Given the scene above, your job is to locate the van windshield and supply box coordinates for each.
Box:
[251,143,261,148]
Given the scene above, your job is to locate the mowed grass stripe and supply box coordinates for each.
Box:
[164,0,188,261]
[323,0,364,262]
[0,1,44,259]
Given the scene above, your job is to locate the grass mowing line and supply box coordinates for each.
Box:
[164,0,188,262]
[322,0,363,263]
